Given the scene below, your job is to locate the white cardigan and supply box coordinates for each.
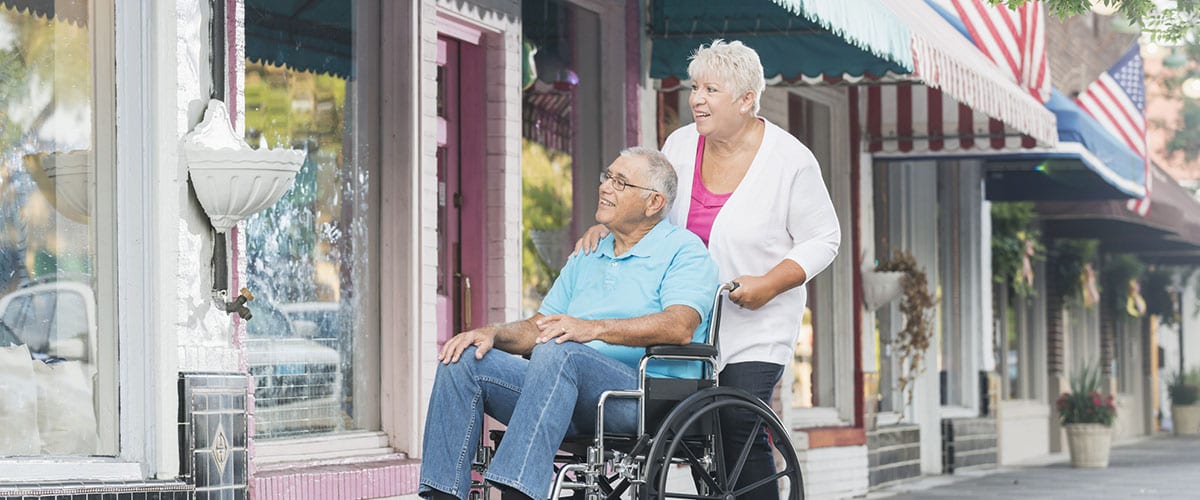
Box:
[662,119,841,369]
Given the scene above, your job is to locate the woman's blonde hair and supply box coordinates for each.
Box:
[687,39,766,114]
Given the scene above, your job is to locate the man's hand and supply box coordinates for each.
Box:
[535,315,602,344]
[438,326,496,364]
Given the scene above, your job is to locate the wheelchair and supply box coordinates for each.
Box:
[471,282,805,499]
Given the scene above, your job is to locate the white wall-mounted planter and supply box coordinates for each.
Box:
[184,100,306,233]
[862,270,906,311]
[22,150,92,224]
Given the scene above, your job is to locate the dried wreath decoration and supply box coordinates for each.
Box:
[876,250,936,406]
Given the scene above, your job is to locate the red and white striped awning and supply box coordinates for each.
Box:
[877,0,1058,149]
[865,84,1040,154]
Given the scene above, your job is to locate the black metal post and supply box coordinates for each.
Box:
[1180,289,1186,378]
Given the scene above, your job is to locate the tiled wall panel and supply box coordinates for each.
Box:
[179,373,249,500]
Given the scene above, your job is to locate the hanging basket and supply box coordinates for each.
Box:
[862,270,906,311]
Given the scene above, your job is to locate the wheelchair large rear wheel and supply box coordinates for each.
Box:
[642,387,803,500]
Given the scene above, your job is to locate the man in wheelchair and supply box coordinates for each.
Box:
[418,147,718,500]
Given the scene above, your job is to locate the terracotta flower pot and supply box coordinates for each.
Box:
[1064,423,1112,468]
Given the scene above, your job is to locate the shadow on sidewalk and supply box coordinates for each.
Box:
[869,435,1200,500]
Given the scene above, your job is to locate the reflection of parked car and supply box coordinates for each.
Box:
[0,280,97,366]
[276,301,355,416]
[0,319,20,346]
[277,301,341,350]
[246,297,344,438]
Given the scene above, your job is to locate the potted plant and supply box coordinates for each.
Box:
[1167,369,1200,435]
[1056,363,1116,468]
[861,267,906,311]
[875,250,935,406]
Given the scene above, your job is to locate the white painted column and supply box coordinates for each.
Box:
[888,161,942,474]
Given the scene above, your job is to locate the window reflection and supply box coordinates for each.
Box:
[243,60,372,439]
[791,307,814,408]
[0,3,103,456]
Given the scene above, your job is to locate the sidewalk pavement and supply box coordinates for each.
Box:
[869,434,1200,499]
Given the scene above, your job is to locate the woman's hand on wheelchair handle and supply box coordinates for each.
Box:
[438,327,496,364]
[535,314,600,344]
[571,224,610,256]
[727,274,780,310]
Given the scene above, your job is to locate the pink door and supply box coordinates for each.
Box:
[436,34,487,346]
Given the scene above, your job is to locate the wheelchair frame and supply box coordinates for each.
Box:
[472,282,804,499]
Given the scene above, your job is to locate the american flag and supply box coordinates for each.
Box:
[1075,44,1150,215]
[949,0,1051,103]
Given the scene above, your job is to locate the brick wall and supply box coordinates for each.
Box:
[868,424,921,488]
[796,445,869,499]
[1044,12,1138,97]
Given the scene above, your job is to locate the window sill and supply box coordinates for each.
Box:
[875,411,902,427]
[0,458,142,482]
[794,426,866,449]
[939,405,978,419]
[788,407,846,429]
[253,431,401,467]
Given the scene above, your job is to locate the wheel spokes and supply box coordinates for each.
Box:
[649,388,805,500]
[662,492,726,500]
[709,397,729,488]
[730,468,792,498]
[678,438,724,493]
[726,414,764,487]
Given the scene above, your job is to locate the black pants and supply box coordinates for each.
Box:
[718,361,785,500]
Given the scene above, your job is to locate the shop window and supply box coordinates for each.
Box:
[1116,315,1140,394]
[0,0,116,457]
[999,274,1045,400]
[243,0,379,440]
[781,88,853,426]
[520,0,597,315]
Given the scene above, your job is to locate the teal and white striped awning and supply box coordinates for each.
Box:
[649,0,913,82]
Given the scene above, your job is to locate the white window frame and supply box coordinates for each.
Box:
[243,0,389,461]
[0,0,156,481]
[776,86,855,429]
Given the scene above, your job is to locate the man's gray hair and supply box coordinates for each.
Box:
[687,39,766,114]
[620,146,677,215]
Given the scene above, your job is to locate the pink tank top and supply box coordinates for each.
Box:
[686,135,733,246]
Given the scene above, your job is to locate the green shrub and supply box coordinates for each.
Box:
[1168,369,1200,406]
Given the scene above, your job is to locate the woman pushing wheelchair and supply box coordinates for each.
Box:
[575,39,841,499]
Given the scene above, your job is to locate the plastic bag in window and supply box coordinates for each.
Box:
[34,360,98,454]
[0,344,40,455]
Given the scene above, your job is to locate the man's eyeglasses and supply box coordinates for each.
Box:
[601,171,659,193]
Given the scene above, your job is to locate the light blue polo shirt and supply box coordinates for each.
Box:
[538,218,719,378]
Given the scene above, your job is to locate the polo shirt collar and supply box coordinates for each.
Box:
[598,218,672,259]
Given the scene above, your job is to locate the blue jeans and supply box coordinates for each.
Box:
[419,341,640,499]
[719,361,785,500]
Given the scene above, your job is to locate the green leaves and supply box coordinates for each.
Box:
[998,0,1200,43]
[992,202,1044,300]
[1056,363,1117,426]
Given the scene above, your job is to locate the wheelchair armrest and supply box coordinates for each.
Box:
[646,343,717,358]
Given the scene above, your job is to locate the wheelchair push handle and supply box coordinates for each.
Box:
[706,281,740,348]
